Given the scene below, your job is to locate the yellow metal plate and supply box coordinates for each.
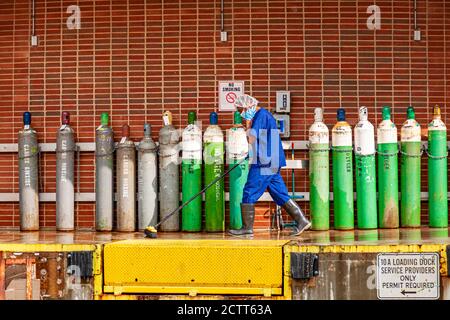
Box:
[103,240,287,295]
[0,243,97,252]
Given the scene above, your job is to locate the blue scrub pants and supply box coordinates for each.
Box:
[242,165,290,206]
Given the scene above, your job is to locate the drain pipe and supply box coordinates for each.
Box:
[413,0,421,41]
[220,0,227,42]
[31,0,38,46]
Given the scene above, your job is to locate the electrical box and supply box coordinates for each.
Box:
[221,31,228,42]
[31,35,38,47]
[276,91,290,113]
[414,29,421,41]
[273,114,290,138]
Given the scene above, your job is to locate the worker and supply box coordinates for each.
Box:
[228,94,311,236]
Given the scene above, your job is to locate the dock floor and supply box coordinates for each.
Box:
[0,227,448,245]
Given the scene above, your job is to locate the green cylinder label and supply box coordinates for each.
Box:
[229,159,249,230]
[428,130,448,227]
[204,142,225,232]
[400,141,421,227]
[309,143,330,230]
[377,142,399,228]
[332,146,354,230]
[355,154,377,229]
[181,160,202,231]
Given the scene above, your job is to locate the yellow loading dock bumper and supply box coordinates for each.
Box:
[103,240,288,297]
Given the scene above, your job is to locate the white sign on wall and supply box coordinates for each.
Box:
[218,81,244,111]
[376,253,440,300]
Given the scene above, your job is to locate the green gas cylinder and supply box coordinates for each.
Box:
[377,106,399,228]
[308,107,330,231]
[400,106,421,228]
[204,112,225,232]
[354,106,377,229]
[181,112,203,231]
[331,107,354,230]
[227,111,249,230]
[427,105,448,228]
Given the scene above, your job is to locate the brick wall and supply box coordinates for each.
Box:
[0,0,449,230]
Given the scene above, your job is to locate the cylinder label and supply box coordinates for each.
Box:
[332,126,352,147]
[123,155,129,198]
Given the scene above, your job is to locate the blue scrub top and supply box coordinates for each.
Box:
[248,108,286,168]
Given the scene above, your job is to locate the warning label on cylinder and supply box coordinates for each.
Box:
[376,253,440,299]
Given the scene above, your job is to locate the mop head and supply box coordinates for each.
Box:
[144,226,158,238]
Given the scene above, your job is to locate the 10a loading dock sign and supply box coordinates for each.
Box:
[376,253,440,299]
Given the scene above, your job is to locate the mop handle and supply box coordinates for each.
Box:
[152,155,249,229]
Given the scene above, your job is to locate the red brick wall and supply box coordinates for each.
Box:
[0,0,449,230]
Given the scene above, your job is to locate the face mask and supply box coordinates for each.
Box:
[241,106,257,121]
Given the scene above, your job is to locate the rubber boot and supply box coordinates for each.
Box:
[282,199,311,236]
[228,203,255,236]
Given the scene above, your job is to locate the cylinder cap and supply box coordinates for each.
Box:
[144,123,151,137]
[62,111,70,125]
[122,124,130,138]
[433,105,441,119]
[337,108,345,121]
[359,106,368,121]
[233,111,242,125]
[163,111,172,125]
[314,108,323,122]
[188,111,196,125]
[101,112,109,126]
[210,112,218,125]
[382,106,391,120]
[407,106,415,120]
[23,112,31,126]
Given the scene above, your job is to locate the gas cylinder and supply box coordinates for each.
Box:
[116,124,136,232]
[181,111,202,232]
[354,106,377,229]
[95,112,114,231]
[159,111,180,231]
[308,107,329,231]
[56,111,75,231]
[137,123,158,230]
[227,111,249,230]
[377,106,399,228]
[400,106,421,227]
[427,105,447,228]
[331,107,354,230]
[204,112,225,232]
[18,111,39,231]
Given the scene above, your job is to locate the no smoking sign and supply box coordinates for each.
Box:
[219,81,244,111]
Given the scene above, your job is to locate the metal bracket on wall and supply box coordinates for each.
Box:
[0,143,96,153]
[290,252,319,280]
[1,140,448,153]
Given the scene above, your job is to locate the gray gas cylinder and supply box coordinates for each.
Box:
[116,124,136,232]
[56,111,76,231]
[95,112,114,231]
[18,112,39,231]
[158,111,180,231]
[137,123,158,230]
